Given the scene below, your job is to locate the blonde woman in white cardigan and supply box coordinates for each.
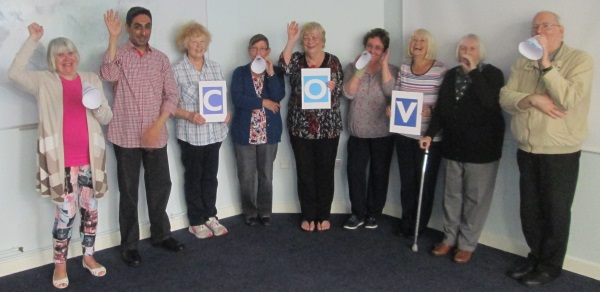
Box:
[8,23,112,289]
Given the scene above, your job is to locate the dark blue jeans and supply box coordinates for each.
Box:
[178,140,222,226]
[113,144,172,250]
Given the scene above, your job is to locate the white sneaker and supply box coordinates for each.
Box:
[189,224,213,239]
[205,217,228,236]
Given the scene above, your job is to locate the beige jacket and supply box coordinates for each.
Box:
[500,44,594,154]
[8,38,113,203]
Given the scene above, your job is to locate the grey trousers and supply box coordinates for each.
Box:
[441,159,499,251]
[234,143,278,218]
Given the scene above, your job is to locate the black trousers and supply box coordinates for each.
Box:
[394,134,442,234]
[517,150,580,276]
[113,144,172,250]
[290,135,339,222]
[346,135,394,219]
[178,140,221,226]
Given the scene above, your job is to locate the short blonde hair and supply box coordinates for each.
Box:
[175,21,212,53]
[300,22,326,48]
[455,33,486,62]
[406,28,436,60]
[47,37,79,72]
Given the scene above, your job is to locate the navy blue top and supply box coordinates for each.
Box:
[230,64,286,145]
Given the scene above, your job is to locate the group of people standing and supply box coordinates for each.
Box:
[8,6,592,289]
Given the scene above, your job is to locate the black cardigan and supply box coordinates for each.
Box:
[425,64,505,163]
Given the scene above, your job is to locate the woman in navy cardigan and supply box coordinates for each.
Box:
[231,34,286,226]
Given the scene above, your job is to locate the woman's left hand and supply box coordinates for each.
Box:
[327,81,336,91]
[421,106,432,117]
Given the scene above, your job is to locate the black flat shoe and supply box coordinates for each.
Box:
[122,249,141,267]
[260,216,272,226]
[507,262,535,279]
[154,238,185,252]
[245,217,258,226]
[519,270,559,286]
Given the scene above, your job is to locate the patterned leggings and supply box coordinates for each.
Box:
[52,165,98,264]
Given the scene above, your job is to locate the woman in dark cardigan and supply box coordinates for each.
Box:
[420,34,505,264]
[231,34,285,226]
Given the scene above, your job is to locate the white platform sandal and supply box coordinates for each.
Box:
[52,270,69,289]
[83,260,107,277]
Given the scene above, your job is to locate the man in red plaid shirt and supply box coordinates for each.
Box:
[100,6,184,267]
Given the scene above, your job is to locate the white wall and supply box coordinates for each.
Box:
[1,0,599,282]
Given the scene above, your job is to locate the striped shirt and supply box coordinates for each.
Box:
[100,40,179,148]
[173,55,228,146]
[394,58,447,140]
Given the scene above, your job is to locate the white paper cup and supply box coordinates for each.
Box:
[518,36,543,60]
[355,51,372,70]
[82,82,102,109]
[251,56,267,74]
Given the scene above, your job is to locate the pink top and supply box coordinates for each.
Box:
[61,75,90,167]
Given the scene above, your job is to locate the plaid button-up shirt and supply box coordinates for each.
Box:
[100,40,179,148]
[173,55,228,146]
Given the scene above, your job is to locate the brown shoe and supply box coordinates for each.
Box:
[431,242,453,256]
[454,249,472,263]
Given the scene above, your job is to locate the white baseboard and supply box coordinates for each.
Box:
[1,203,599,281]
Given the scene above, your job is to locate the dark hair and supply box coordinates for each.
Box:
[362,28,390,51]
[248,34,269,50]
[126,6,152,26]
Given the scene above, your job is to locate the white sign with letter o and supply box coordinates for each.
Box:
[301,68,331,109]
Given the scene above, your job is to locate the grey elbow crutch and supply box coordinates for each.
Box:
[412,148,429,252]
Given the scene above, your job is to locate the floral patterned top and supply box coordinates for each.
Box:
[279,51,343,139]
[249,74,267,144]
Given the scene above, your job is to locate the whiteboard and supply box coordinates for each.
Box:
[403,0,600,152]
[0,0,207,130]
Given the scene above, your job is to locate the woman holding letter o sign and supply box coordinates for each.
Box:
[279,21,343,232]
[8,22,112,289]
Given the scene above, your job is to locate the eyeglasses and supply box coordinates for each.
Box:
[531,23,561,32]
[250,47,269,52]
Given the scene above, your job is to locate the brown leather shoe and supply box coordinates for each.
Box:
[431,242,453,256]
[454,249,472,263]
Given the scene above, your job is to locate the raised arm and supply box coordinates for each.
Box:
[280,21,299,66]
[99,9,123,81]
[103,9,122,62]
[7,23,45,95]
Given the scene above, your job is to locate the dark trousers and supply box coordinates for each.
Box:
[346,135,394,219]
[290,135,339,222]
[113,144,172,250]
[178,140,221,226]
[517,150,580,276]
[394,134,442,234]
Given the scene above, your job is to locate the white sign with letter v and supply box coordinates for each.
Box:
[389,90,423,135]
[199,80,228,123]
